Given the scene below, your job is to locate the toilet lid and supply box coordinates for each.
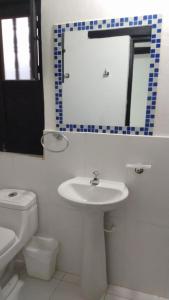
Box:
[0,227,16,256]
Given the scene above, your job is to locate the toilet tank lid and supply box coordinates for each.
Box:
[0,189,37,211]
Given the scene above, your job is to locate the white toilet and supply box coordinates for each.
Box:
[0,189,38,298]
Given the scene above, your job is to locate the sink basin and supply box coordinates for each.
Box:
[57,176,129,300]
[58,177,129,211]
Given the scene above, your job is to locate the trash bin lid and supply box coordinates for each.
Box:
[0,227,16,256]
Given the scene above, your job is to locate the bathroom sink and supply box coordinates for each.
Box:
[58,177,129,211]
[58,176,129,300]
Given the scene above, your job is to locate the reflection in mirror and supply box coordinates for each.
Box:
[63,32,130,126]
[54,15,162,135]
[131,41,151,127]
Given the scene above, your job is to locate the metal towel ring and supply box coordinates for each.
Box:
[41,130,69,153]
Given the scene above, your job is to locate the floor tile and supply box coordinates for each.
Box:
[10,277,58,300]
[6,274,169,300]
[7,280,24,300]
[131,290,158,300]
[54,271,65,281]
[50,281,84,300]
[108,285,133,298]
[107,285,169,300]
[62,273,80,285]
[105,294,128,300]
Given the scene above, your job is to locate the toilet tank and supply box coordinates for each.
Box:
[0,189,38,242]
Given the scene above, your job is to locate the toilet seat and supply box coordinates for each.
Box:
[0,227,16,256]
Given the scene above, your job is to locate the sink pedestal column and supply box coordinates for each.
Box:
[81,210,107,300]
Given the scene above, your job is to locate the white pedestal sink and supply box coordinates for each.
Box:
[58,177,129,300]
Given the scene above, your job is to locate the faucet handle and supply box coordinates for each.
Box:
[93,170,100,177]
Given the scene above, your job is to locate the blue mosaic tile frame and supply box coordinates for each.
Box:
[53,14,162,136]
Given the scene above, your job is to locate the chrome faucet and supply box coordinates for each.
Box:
[90,170,100,186]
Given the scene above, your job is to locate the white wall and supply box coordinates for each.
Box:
[1,134,169,298]
[1,0,169,298]
[42,0,169,136]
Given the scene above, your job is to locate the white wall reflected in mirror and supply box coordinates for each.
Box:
[130,48,151,127]
[63,31,130,126]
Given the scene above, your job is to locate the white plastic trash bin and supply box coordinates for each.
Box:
[23,236,59,280]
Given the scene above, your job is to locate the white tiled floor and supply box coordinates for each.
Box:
[7,271,169,300]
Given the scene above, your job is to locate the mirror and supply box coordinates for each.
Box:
[54,15,162,135]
